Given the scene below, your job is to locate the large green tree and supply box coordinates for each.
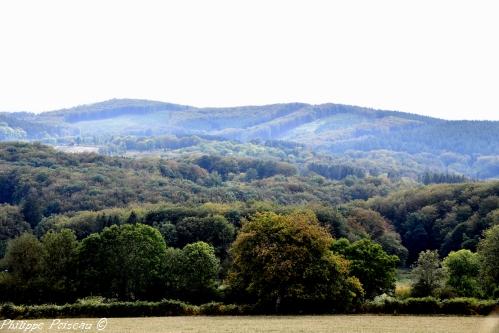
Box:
[1,233,46,302]
[78,224,166,300]
[227,211,363,313]
[21,188,43,228]
[332,238,399,299]
[41,229,79,301]
[477,225,499,297]
[442,249,480,297]
[164,241,220,303]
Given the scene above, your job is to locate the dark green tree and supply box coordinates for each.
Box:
[78,224,167,300]
[1,233,45,302]
[41,229,79,301]
[21,189,43,228]
[154,221,178,246]
[164,241,220,303]
[332,238,399,299]
[477,225,499,297]
[127,211,139,224]
[176,215,235,255]
[0,204,31,257]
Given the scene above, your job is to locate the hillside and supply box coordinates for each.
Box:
[1,99,499,178]
[0,142,403,214]
[0,142,408,258]
[0,142,497,265]
[366,181,499,262]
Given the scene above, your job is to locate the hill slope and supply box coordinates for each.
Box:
[0,142,497,264]
[1,99,498,178]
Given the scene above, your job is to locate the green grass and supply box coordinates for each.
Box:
[19,315,499,333]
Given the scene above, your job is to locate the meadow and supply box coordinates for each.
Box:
[18,315,499,333]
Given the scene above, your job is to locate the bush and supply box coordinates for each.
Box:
[404,297,441,314]
[0,300,196,319]
[364,297,498,315]
[0,300,259,319]
[0,303,18,319]
[441,298,498,315]
[1,297,497,319]
[198,302,252,315]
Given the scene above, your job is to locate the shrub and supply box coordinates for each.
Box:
[0,300,196,319]
[404,297,441,314]
[441,298,498,315]
[1,297,497,319]
[198,302,249,315]
[364,297,498,315]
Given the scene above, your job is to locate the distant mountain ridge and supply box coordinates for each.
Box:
[1,98,498,178]
[44,99,191,122]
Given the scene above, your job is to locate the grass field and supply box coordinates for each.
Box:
[14,315,499,333]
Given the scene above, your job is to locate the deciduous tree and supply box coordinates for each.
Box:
[227,211,363,313]
[477,225,499,296]
[411,250,445,297]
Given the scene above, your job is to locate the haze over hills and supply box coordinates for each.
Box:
[1,98,498,179]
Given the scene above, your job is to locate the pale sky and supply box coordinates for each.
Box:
[1,0,498,120]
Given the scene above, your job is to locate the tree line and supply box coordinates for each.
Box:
[1,212,497,311]
[0,211,398,311]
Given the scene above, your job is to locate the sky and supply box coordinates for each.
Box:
[0,0,498,120]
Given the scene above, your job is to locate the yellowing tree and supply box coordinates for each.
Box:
[227,211,363,313]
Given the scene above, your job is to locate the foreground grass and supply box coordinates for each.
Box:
[15,315,499,333]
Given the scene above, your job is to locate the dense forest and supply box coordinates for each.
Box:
[1,99,498,179]
[0,142,498,312]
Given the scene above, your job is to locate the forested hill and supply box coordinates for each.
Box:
[1,99,499,178]
[0,142,497,266]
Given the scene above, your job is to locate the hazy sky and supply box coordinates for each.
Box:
[1,0,498,120]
